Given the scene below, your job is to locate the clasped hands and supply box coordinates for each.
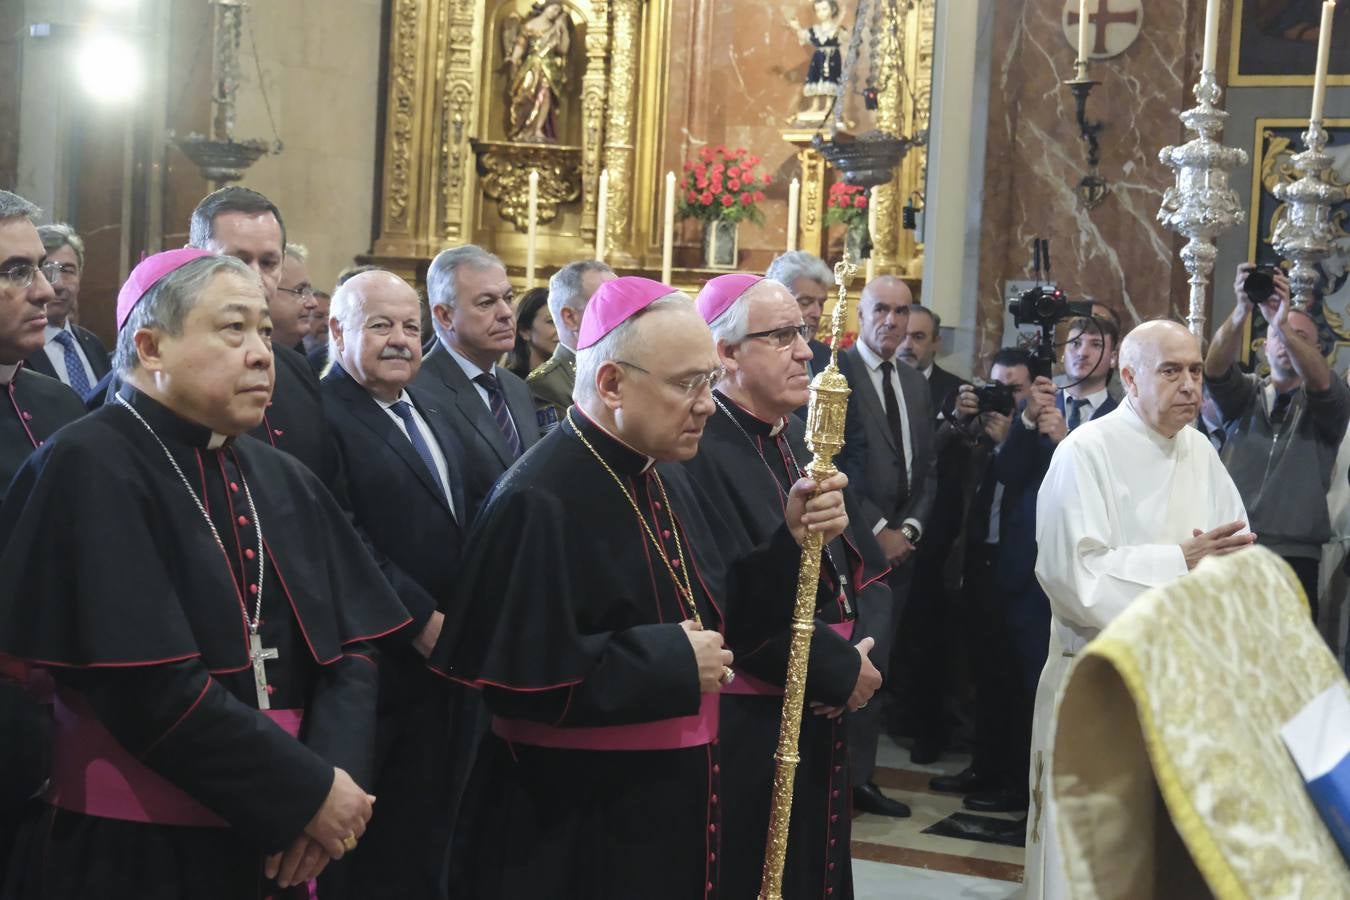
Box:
[264,767,376,888]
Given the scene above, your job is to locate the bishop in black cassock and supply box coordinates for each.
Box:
[688,274,891,899]
[0,250,409,900]
[428,278,851,900]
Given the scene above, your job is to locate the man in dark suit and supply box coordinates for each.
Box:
[321,270,469,899]
[24,225,109,398]
[836,274,938,817]
[414,245,541,521]
[966,314,1119,814]
[895,303,969,763]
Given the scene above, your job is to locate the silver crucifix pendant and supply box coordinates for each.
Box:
[250,629,279,710]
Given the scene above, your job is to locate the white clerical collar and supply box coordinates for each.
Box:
[447,344,499,382]
[207,432,228,449]
[374,389,412,411]
[854,338,893,372]
[43,321,73,343]
[0,363,18,385]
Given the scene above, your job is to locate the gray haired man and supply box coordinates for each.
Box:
[23,224,110,395]
[413,244,540,521]
[527,259,616,428]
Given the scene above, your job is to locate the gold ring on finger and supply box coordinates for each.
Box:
[342,834,358,852]
[721,666,735,685]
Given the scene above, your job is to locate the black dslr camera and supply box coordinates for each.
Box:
[973,381,1016,416]
[1243,264,1281,305]
[1008,285,1096,329]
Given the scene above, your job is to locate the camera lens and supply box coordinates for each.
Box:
[1244,269,1276,304]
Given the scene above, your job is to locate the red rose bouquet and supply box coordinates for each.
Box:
[677,145,770,226]
[824,182,868,229]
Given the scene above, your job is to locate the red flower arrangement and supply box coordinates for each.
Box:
[678,145,770,226]
[824,182,868,229]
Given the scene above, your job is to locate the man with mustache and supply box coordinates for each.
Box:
[414,245,540,521]
[1203,265,1350,623]
[320,270,469,899]
[835,275,937,815]
[428,277,851,899]
[0,249,410,898]
[1027,319,1252,900]
[684,273,890,899]
[23,224,109,398]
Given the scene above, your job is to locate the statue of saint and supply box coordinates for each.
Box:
[785,1,845,123]
[502,0,572,143]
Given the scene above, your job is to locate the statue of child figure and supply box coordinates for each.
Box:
[786,1,845,123]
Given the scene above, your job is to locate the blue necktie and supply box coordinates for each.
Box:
[389,400,450,504]
[474,372,524,459]
[1066,397,1089,431]
[53,331,90,397]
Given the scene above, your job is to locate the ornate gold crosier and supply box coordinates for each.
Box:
[758,253,857,900]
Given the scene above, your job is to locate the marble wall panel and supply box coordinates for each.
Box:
[973,0,1220,371]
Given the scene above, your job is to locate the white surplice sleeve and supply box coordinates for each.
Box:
[1033,438,1189,634]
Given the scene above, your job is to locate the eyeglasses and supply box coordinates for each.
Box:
[278,284,315,299]
[615,361,725,398]
[44,263,78,283]
[743,323,811,350]
[0,261,65,290]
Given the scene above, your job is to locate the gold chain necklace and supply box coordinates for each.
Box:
[566,410,701,625]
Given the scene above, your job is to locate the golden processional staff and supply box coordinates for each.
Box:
[758,253,857,900]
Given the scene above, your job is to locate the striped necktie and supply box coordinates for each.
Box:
[474,372,523,459]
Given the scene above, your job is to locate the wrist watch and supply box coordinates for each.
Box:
[900,523,920,544]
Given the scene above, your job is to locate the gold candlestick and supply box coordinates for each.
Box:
[758,253,857,900]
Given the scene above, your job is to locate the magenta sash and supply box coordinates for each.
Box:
[493,692,718,751]
[721,621,857,698]
[47,691,303,827]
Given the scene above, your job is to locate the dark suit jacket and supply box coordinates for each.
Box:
[992,391,1117,593]
[24,325,111,387]
[412,342,541,522]
[836,345,938,535]
[321,365,467,633]
[926,363,964,419]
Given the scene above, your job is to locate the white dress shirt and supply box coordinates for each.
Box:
[376,390,457,521]
[448,345,503,413]
[854,339,922,536]
[41,323,97,389]
[1022,386,1110,431]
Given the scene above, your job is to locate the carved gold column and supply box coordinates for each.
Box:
[870,8,903,275]
[602,0,641,266]
[580,2,610,241]
[437,0,482,242]
[898,0,935,274]
[374,0,437,259]
[782,129,829,259]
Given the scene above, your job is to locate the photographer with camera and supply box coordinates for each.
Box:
[1203,263,1350,622]
[953,315,1117,814]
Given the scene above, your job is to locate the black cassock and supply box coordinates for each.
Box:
[428,409,802,900]
[0,368,85,501]
[0,386,410,900]
[681,395,892,900]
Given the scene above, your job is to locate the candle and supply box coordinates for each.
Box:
[662,170,675,285]
[864,193,878,283]
[1077,0,1090,64]
[595,169,609,262]
[786,177,800,253]
[1202,0,1221,72]
[526,169,539,288]
[1312,0,1337,122]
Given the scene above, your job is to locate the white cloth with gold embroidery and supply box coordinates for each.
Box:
[1050,546,1350,898]
[1025,399,1248,900]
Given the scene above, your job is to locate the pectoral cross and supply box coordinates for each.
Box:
[250,629,279,710]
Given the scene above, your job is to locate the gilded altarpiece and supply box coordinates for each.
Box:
[369,0,931,289]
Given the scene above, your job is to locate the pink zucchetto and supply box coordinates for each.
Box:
[576,276,678,350]
[116,247,216,331]
[695,273,762,325]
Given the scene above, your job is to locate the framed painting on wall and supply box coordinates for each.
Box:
[1242,117,1350,369]
[1229,0,1350,87]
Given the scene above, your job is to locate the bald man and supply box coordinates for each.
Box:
[1204,274,1350,622]
[1025,319,1253,900]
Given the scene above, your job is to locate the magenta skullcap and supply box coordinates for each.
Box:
[116,248,216,331]
[576,276,677,350]
[695,274,763,325]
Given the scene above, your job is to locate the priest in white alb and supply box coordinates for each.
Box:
[1024,319,1255,899]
